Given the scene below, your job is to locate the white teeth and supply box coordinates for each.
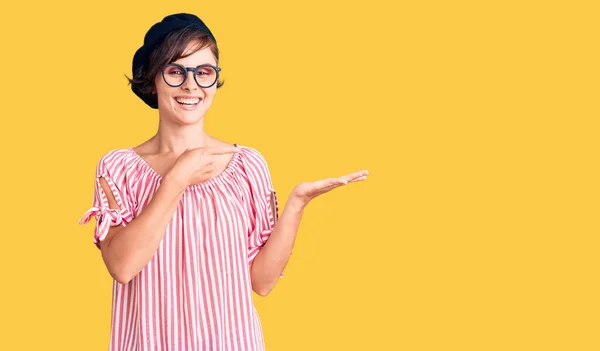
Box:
[176,98,200,105]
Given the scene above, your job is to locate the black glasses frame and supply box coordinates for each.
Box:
[162,63,222,88]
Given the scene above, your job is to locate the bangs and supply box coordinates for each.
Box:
[149,26,216,69]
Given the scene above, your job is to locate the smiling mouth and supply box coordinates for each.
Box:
[175,97,201,105]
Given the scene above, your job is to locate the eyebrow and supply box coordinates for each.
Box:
[170,62,216,67]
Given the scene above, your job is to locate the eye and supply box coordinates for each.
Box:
[165,66,184,75]
[196,67,215,76]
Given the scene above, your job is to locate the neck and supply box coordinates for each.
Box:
[153,118,211,154]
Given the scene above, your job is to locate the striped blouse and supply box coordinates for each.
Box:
[79,145,279,351]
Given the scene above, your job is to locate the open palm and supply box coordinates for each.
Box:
[291,170,369,206]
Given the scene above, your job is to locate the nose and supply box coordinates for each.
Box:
[182,70,198,91]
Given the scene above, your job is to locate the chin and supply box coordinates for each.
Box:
[178,111,206,125]
[165,108,203,124]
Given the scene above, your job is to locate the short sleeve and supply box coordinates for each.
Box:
[78,151,136,249]
[242,148,280,266]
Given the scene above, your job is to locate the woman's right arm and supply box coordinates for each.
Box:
[96,145,239,285]
[98,174,186,285]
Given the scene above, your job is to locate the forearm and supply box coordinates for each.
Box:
[250,196,305,296]
[102,175,186,283]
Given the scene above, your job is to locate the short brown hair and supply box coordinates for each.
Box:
[127,26,224,107]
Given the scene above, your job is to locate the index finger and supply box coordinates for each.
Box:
[205,145,240,155]
[340,170,369,181]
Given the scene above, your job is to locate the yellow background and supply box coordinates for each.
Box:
[0,0,598,350]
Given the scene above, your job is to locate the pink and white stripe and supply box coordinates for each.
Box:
[79,145,279,351]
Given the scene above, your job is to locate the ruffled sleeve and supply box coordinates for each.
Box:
[79,151,135,249]
[240,147,280,266]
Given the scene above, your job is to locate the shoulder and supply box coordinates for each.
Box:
[95,148,138,177]
[237,145,271,171]
[236,145,276,188]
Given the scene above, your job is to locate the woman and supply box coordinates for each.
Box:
[79,13,368,351]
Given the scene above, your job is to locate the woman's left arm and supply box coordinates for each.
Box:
[250,170,369,296]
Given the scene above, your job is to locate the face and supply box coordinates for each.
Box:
[153,41,219,125]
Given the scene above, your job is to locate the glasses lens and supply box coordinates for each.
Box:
[163,65,186,86]
[195,66,218,88]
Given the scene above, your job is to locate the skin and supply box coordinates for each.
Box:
[96,41,368,296]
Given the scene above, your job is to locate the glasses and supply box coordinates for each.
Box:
[162,63,221,88]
